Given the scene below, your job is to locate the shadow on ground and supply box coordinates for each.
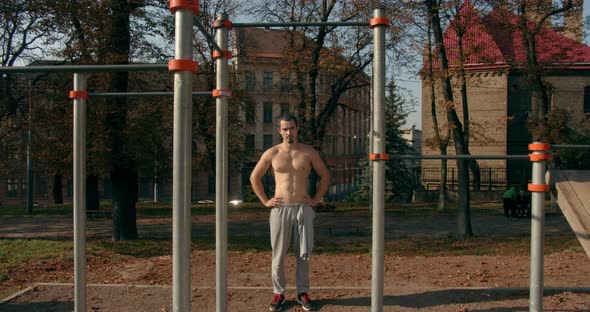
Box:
[0,301,73,312]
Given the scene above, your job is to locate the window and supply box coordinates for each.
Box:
[263,134,273,150]
[246,134,255,151]
[280,76,291,92]
[584,86,590,116]
[7,178,17,197]
[280,103,289,117]
[263,102,273,123]
[263,72,273,90]
[246,107,255,124]
[245,71,255,91]
[7,145,16,160]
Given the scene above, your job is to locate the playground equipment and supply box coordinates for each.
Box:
[1,2,389,312]
[2,1,589,311]
[549,168,590,258]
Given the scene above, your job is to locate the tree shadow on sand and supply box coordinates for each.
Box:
[315,288,587,311]
[0,301,74,312]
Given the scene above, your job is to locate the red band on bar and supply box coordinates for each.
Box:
[170,0,199,14]
[212,50,232,60]
[529,153,551,162]
[528,143,550,151]
[212,89,232,98]
[69,90,89,99]
[168,59,198,73]
[213,19,233,30]
[369,153,390,161]
[370,17,390,28]
[528,183,550,192]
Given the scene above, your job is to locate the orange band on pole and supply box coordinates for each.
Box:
[370,17,390,28]
[529,153,551,162]
[528,143,550,151]
[168,59,198,73]
[528,183,550,192]
[69,90,89,99]
[369,153,390,161]
[212,89,232,98]
[170,0,199,14]
[213,19,233,30]
[212,50,232,60]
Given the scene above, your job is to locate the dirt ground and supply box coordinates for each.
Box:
[1,210,590,311]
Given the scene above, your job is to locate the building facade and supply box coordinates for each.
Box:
[1,29,371,205]
[230,28,370,201]
[421,1,590,188]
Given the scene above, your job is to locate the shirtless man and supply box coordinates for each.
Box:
[250,114,330,311]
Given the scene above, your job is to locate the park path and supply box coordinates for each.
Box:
[0,211,574,240]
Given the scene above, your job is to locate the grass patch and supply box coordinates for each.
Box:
[0,239,72,272]
[0,205,73,216]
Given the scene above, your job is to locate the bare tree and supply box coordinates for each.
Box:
[423,13,452,211]
[425,0,473,239]
[513,0,574,141]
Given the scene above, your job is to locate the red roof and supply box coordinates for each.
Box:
[443,1,505,66]
[432,1,590,70]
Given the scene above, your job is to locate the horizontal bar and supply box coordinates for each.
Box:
[389,155,530,160]
[552,144,590,150]
[0,64,168,73]
[89,91,212,97]
[232,21,370,28]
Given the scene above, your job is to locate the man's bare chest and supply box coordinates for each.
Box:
[271,150,310,173]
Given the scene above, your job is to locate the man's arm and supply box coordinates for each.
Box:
[309,150,331,205]
[249,150,282,207]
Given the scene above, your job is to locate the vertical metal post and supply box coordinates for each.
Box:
[371,7,386,312]
[529,142,548,312]
[72,73,87,312]
[172,6,194,312]
[214,13,230,312]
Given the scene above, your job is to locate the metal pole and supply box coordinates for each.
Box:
[88,91,212,97]
[215,13,230,312]
[529,142,548,312]
[232,21,370,28]
[0,64,168,73]
[72,73,87,312]
[172,7,194,312]
[371,8,386,312]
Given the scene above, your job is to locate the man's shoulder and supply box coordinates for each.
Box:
[261,145,280,157]
[299,144,320,155]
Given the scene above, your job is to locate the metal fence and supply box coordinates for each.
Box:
[421,167,507,191]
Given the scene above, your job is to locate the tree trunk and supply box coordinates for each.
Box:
[469,159,481,191]
[456,158,472,239]
[111,166,138,240]
[108,0,137,240]
[426,0,472,239]
[86,174,100,211]
[52,174,63,204]
[437,155,448,211]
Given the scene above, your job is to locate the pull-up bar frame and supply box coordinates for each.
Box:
[0,4,391,312]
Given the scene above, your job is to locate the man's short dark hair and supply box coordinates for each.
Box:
[277,114,298,128]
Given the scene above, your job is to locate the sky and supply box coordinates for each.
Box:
[398,1,590,130]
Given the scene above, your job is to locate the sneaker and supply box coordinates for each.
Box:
[297,293,313,311]
[269,293,285,311]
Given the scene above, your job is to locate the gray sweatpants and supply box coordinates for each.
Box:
[269,204,314,295]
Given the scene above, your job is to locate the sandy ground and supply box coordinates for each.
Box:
[1,211,589,311]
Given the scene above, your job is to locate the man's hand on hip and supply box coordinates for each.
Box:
[264,197,283,208]
[302,196,320,207]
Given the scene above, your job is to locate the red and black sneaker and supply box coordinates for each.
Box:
[269,293,285,311]
[297,292,313,311]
